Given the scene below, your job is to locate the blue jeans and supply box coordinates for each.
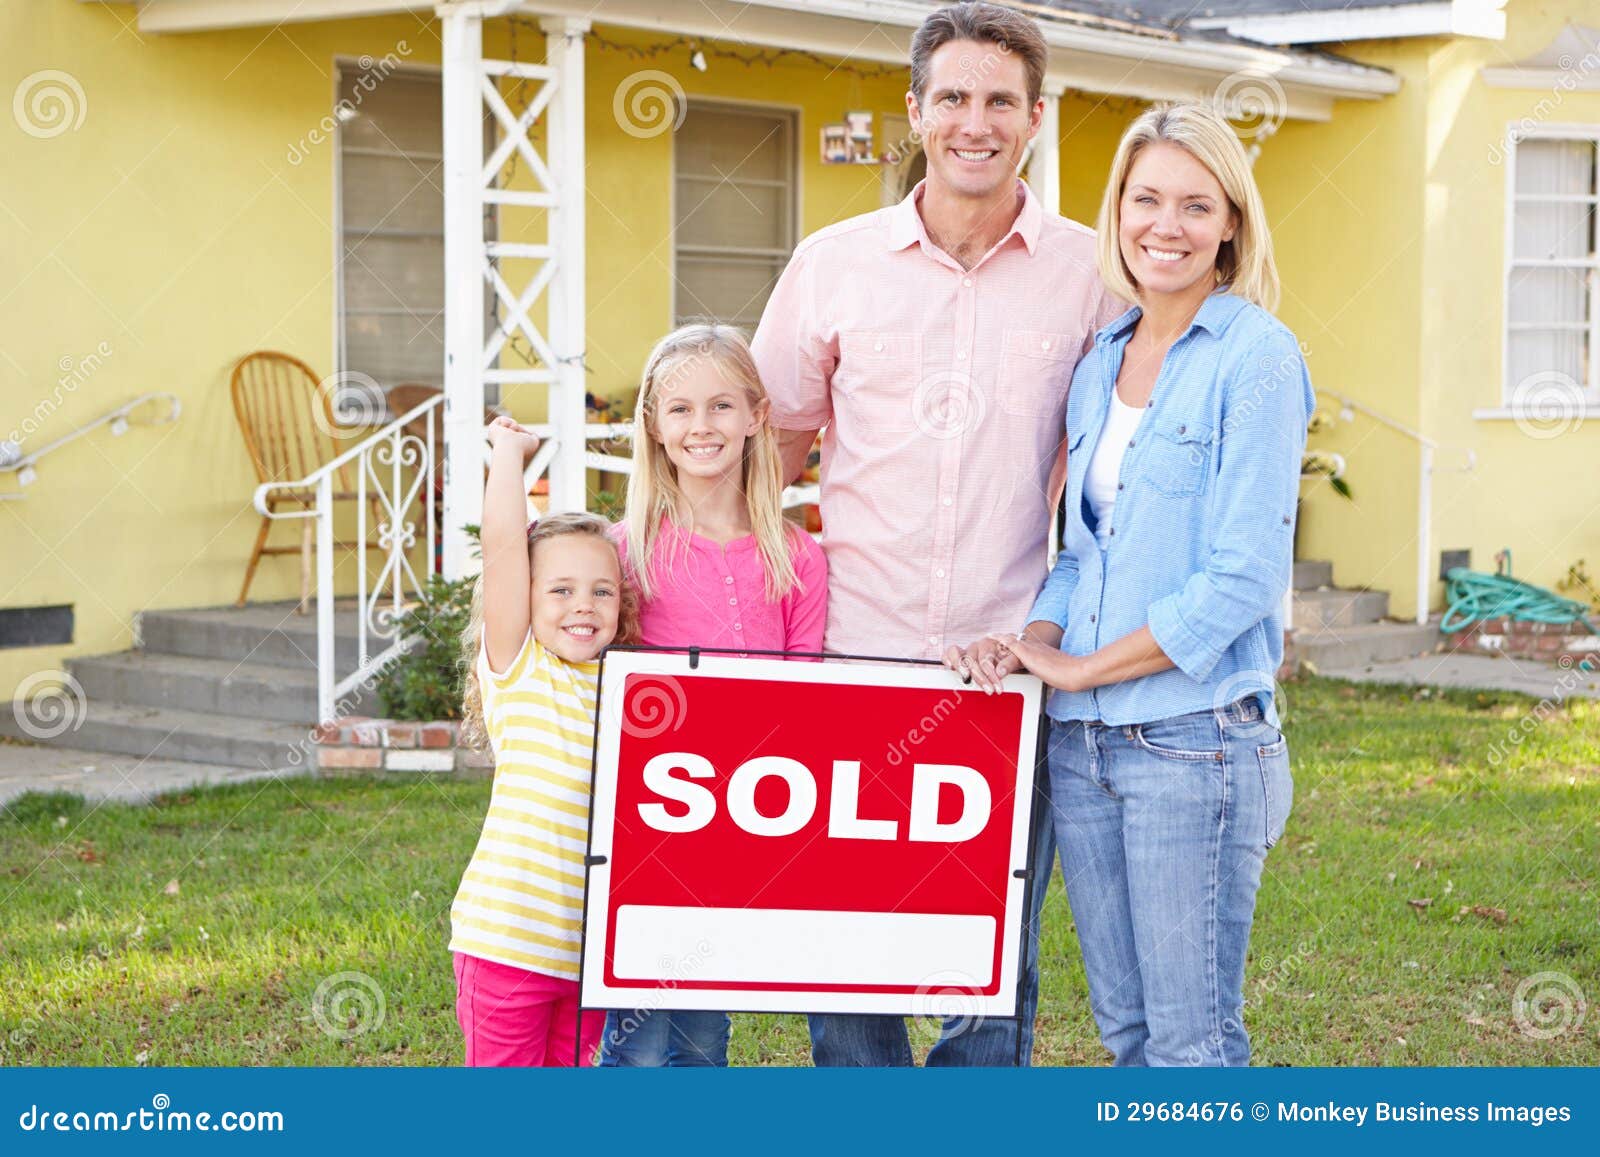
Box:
[1046,698,1291,1066]
[598,1009,731,1067]
[807,770,1055,1067]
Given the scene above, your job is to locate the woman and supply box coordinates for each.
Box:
[946,102,1312,1066]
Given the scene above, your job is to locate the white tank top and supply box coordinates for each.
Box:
[1083,391,1146,548]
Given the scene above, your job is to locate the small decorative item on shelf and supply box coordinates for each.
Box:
[846,109,875,163]
[821,122,849,164]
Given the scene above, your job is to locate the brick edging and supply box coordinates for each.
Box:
[314,717,492,774]
[1443,616,1600,666]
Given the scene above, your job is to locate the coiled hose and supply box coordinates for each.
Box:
[1440,564,1598,636]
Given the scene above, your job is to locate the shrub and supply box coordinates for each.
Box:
[372,573,475,722]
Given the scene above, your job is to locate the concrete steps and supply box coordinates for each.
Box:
[6,600,391,771]
[1292,560,1440,670]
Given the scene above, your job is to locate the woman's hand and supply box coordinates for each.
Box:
[485,415,541,464]
[942,636,1020,694]
[992,632,1089,693]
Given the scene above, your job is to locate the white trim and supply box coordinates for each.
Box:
[1482,68,1600,91]
[131,0,1398,114]
[1496,123,1600,413]
[1190,1,1506,47]
[1473,406,1600,421]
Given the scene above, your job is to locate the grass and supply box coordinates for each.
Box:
[1,676,1596,1067]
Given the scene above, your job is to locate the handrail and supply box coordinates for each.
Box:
[1,392,181,487]
[1310,387,1476,626]
[253,393,445,518]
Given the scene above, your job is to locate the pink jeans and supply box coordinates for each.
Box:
[453,952,604,1067]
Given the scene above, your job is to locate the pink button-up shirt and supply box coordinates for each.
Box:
[752,179,1122,660]
[614,519,828,657]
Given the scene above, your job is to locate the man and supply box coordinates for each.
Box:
[751,1,1123,1066]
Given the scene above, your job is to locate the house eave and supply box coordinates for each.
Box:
[1188,0,1507,48]
[119,0,1399,118]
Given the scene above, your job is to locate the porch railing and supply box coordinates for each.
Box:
[2,392,181,494]
[256,399,820,723]
[1312,388,1476,626]
[254,393,441,724]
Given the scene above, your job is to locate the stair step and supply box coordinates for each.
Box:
[0,701,317,770]
[65,651,382,725]
[1292,586,1389,629]
[138,601,391,671]
[1293,559,1333,591]
[1296,620,1442,670]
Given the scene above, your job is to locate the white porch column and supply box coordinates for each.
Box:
[542,15,590,514]
[440,3,487,579]
[1032,85,1062,217]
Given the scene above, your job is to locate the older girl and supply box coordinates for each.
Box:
[949,102,1312,1066]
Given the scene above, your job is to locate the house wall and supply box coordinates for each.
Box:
[1258,0,1600,622]
[1254,40,1434,620]
[1416,0,1600,612]
[1,4,1135,696]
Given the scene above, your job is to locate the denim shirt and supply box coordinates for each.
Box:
[1027,291,1313,728]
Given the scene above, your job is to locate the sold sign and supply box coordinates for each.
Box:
[580,650,1043,1016]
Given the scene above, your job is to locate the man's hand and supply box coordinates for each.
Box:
[485,415,541,464]
[942,636,1021,694]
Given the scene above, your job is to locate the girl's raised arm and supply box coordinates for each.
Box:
[481,416,541,673]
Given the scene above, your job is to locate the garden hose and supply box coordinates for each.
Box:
[1440,566,1598,636]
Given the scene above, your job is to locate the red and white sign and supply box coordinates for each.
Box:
[580,649,1043,1015]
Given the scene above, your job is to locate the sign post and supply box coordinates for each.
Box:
[580,648,1044,1020]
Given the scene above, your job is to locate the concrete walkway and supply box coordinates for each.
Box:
[1319,650,1600,700]
[0,741,303,809]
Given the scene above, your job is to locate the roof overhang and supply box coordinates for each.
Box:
[1187,0,1506,47]
[101,0,1401,119]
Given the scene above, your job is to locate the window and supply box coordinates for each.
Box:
[1504,131,1600,407]
[336,64,446,391]
[673,101,798,329]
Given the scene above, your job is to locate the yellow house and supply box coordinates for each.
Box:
[2,0,1596,762]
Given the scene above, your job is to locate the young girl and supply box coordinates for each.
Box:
[449,415,639,1067]
[599,323,828,1067]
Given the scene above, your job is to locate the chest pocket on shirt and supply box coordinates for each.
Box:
[1141,420,1214,498]
[998,328,1079,418]
[837,331,920,431]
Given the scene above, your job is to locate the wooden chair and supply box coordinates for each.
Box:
[230,351,383,612]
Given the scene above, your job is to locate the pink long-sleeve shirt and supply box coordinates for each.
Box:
[615,518,828,657]
[752,178,1122,660]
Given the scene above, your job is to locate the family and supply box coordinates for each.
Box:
[447,0,1313,1069]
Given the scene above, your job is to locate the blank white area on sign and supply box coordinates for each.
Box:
[612,905,995,987]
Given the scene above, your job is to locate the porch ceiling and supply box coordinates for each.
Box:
[114,0,1398,120]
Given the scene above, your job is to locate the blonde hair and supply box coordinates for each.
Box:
[459,512,639,752]
[624,324,803,603]
[1096,101,1280,313]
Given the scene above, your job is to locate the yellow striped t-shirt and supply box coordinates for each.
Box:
[449,631,599,981]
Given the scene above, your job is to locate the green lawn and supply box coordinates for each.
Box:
[1,677,1595,1067]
